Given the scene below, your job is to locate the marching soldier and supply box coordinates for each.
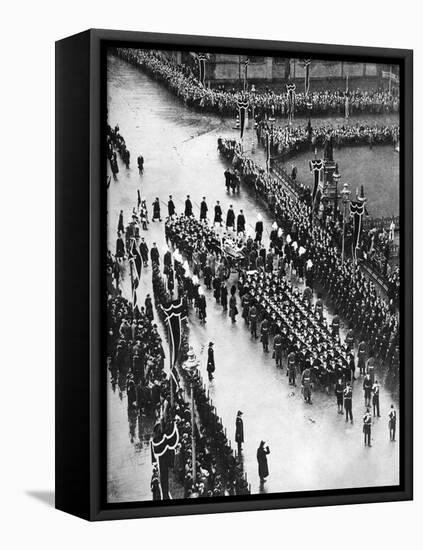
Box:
[345,327,355,351]
[331,311,340,337]
[343,382,353,423]
[241,292,251,322]
[288,350,297,386]
[363,408,372,446]
[255,214,264,243]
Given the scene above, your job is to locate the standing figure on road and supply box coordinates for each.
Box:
[137,154,144,174]
[224,168,232,192]
[185,195,193,217]
[257,441,270,482]
[168,195,175,218]
[152,197,162,222]
[229,293,238,323]
[226,205,235,230]
[118,210,124,234]
[388,404,397,441]
[301,367,312,403]
[200,197,208,221]
[255,214,264,243]
[139,237,149,267]
[207,341,215,380]
[237,209,246,234]
[343,382,353,423]
[260,318,269,352]
[214,201,223,226]
[198,289,207,324]
[150,242,160,266]
[220,282,228,311]
[249,304,258,338]
[363,408,372,446]
[235,411,244,455]
[335,378,344,414]
[372,380,381,417]
[363,374,373,407]
[273,332,283,367]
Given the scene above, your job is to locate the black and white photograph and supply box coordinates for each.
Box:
[105,46,401,504]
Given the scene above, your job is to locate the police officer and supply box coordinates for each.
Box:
[260,318,269,352]
[343,382,353,423]
[301,367,312,403]
[273,332,283,367]
[335,377,344,414]
[363,373,373,407]
[363,407,372,446]
[249,304,258,339]
[372,380,381,417]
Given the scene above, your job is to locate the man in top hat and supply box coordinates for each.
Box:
[235,411,244,455]
[200,197,208,221]
[185,195,193,217]
[214,201,222,226]
[168,195,175,218]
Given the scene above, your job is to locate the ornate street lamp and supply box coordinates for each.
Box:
[333,169,341,220]
[182,346,199,486]
[341,182,351,263]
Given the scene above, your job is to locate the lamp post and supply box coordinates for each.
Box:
[182,347,199,486]
[333,169,341,221]
[341,182,351,264]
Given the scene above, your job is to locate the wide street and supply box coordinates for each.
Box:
[106,54,399,503]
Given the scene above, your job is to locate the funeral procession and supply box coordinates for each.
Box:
[105,48,400,503]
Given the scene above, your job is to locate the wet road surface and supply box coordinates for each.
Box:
[106,55,399,502]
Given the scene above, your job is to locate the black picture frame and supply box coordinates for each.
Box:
[55,28,413,521]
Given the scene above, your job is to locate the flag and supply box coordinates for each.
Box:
[243,58,249,92]
[309,159,323,206]
[162,298,186,366]
[382,70,399,84]
[237,98,249,139]
[350,189,366,261]
[304,59,311,95]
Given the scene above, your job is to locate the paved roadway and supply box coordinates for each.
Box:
[106,54,399,503]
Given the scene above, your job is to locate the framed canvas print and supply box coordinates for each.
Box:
[55,29,413,521]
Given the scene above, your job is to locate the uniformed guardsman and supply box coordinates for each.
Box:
[315,293,324,321]
[363,408,372,446]
[343,382,353,423]
[345,327,355,351]
[331,311,340,337]
[288,350,297,386]
[260,318,269,352]
[185,195,193,217]
[249,304,258,339]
